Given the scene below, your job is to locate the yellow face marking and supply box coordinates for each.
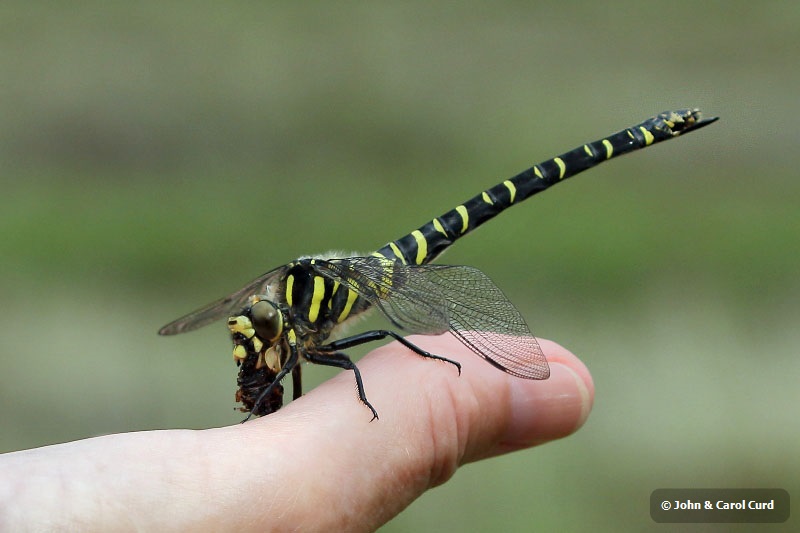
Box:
[252,336,264,353]
[639,126,655,146]
[503,180,516,203]
[285,274,295,306]
[307,276,326,323]
[287,329,297,345]
[233,344,247,361]
[554,157,566,179]
[534,166,543,179]
[583,144,592,157]
[602,139,613,159]
[481,191,493,205]
[228,315,255,338]
[432,218,447,237]
[388,242,406,264]
[338,288,358,322]
[411,230,428,264]
[455,205,469,233]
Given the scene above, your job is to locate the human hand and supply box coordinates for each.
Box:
[0,334,593,531]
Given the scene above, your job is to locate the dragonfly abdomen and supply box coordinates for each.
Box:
[374,109,715,266]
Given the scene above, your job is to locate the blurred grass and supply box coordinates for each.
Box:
[1,2,798,531]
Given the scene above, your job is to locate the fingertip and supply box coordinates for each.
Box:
[538,338,595,407]
[500,340,594,451]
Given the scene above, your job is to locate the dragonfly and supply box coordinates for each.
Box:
[159,109,717,420]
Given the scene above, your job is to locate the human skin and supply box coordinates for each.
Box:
[0,335,593,532]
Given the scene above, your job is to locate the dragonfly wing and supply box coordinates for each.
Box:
[418,264,549,379]
[158,266,287,335]
[316,259,548,379]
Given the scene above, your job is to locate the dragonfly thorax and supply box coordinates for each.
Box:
[283,260,370,341]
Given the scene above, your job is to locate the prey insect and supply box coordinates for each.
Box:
[159,109,717,420]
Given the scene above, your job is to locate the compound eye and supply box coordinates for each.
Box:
[250,300,283,342]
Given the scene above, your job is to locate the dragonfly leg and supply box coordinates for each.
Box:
[291,364,302,401]
[319,330,461,375]
[304,350,380,421]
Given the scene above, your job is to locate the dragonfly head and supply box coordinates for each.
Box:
[227,297,287,416]
[227,297,284,366]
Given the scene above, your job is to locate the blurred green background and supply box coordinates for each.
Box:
[1,2,797,531]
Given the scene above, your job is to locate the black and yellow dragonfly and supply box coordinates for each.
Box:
[159,109,717,420]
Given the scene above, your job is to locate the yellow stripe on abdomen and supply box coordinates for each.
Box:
[455,205,469,234]
[503,180,516,203]
[602,139,613,159]
[432,218,447,237]
[639,126,655,146]
[411,230,427,264]
[388,242,406,264]
[554,157,566,179]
